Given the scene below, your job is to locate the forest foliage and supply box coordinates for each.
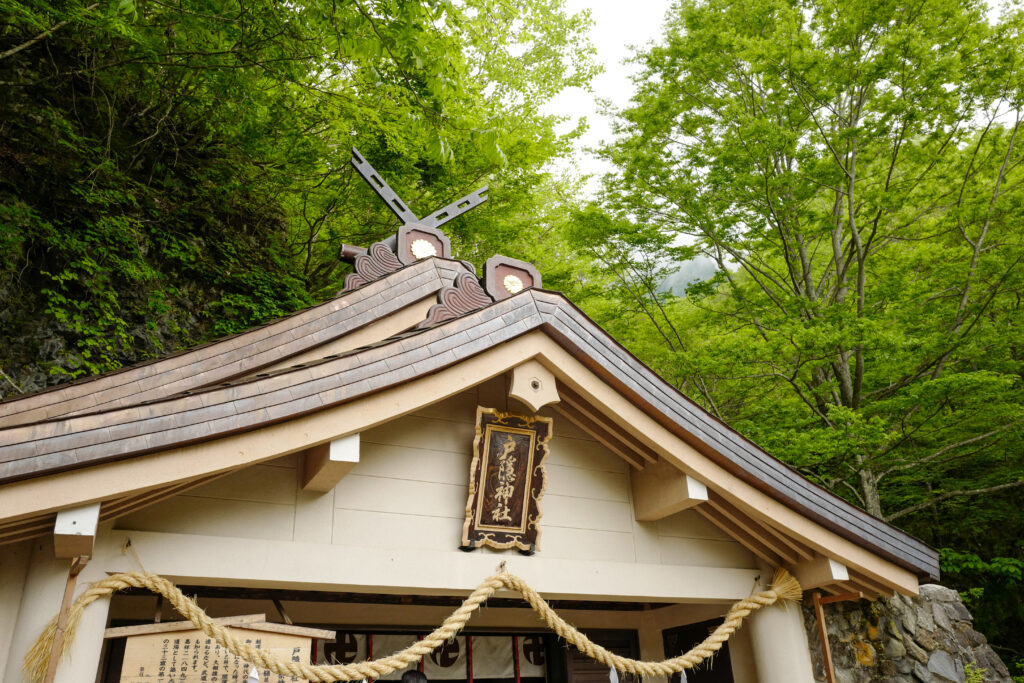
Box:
[3,0,1024,676]
[577,0,1024,671]
[0,0,594,388]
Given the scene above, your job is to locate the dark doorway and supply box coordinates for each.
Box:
[662,621,734,683]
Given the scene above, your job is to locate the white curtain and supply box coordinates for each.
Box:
[423,637,467,680]
[318,633,367,666]
[374,634,421,680]
[314,632,547,682]
[471,636,515,679]
[517,636,546,678]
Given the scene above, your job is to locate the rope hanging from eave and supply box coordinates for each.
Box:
[25,565,803,683]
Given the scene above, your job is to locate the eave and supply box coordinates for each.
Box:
[0,258,468,427]
[0,286,939,585]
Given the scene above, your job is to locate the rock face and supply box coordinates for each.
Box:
[802,584,1011,682]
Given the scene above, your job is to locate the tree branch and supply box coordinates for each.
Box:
[886,480,1024,522]
[0,4,99,61]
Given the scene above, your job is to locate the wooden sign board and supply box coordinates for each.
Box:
[461,407,552,553]
[117,621,331,683]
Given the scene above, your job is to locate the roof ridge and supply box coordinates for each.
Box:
[0,257,468,425]
[0,288,939,580]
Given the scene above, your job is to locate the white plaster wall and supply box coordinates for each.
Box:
[114,379,755,573]
[0,539,33,679]
[2,379,762,682]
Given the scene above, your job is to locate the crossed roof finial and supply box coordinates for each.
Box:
[350,147,488,229]
[342,148,541,306]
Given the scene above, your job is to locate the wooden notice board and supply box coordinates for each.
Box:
[114,619,334,683]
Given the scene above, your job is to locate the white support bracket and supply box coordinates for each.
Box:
[631,459,708,521]
[54,502,100,559]
[508,359,560,413]
[789,554,849,590]
[302,433,360,492]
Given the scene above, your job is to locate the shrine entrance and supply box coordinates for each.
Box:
[314,632,554,683]
[97,586,704,683]
[313,629,647,683]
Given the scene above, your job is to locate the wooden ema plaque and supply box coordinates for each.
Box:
[112,617,333,683]
[461,407,552,553]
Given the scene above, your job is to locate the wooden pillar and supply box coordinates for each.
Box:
[43,556,87,683]
[0,539,33,678]
[813,592,836,683]
[3,539,68,683]
[637,613,667,683]
[725,623,759,683]
[52,534,111,683]
[745,561,815,683]
[2,532,113,683]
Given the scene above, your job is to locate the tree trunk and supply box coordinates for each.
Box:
[856,452,883,517]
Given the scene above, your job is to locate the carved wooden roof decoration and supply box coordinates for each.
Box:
[485,255,542,300]
[417,271,494,329]
[343,148,485,292]
[0,149,940,590]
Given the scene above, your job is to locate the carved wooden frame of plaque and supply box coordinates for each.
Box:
[460,407,552,554]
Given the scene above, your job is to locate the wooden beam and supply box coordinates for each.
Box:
[835,581,875,599]
[272,599,293,625]
[812,592,837,683]
[0,514,54,541]
[631,458,707,521]
[846,570,895,599]
[54,503,100,558]
[234,622,336,640]
[302,434,360,492]
[44,556,87,683]
[755,520,815,561]
[819,591,864,605]
[0,523,58,546]
[105,614,267,639]
[552,404,646,469]
[707,499,802,565]
[100,473,225,520]
[788,555,850,591]
[760,516,817,560]
[0,474,226,547]
[696,505,783,566]
[559,386,658,462]
[508,359,560,412]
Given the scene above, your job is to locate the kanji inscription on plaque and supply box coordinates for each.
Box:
[118,627,311,683]
[461,407,552,553]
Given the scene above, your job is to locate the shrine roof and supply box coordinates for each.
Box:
[0,149,940,586]
[0,270,938,580]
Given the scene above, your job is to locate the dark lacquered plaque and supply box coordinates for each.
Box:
[461,407,552,553]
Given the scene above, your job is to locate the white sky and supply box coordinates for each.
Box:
[543,0,675,195]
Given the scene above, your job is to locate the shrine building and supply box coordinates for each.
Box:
[0,151,938,683]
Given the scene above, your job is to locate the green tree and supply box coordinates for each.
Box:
[0,0,596,390]
[581,0,1024,664]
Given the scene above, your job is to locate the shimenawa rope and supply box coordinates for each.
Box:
[25,565,802,683]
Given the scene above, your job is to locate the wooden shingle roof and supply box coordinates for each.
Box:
[0,258,468,427]
[0,266,939,581]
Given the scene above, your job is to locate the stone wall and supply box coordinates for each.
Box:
[802,584,1011,683]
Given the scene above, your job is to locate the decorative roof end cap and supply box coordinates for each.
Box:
[484,255,542,301]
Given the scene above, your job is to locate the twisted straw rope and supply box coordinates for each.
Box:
[26,566,802,683]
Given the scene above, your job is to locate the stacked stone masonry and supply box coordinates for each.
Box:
[802,585,1011,683]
